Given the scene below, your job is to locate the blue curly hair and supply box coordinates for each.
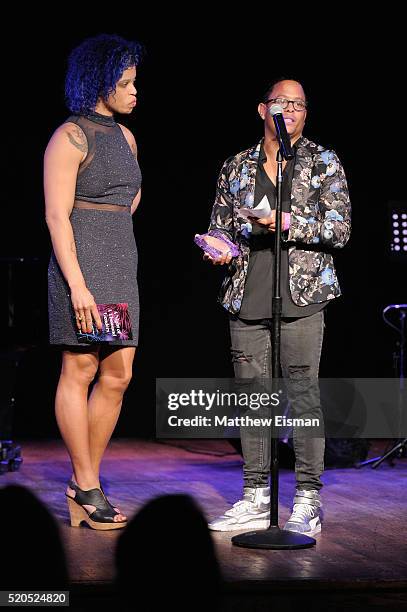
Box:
[65,34,143,114]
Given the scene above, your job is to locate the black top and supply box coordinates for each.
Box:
[239,141,327,319]
[64,110,141,207]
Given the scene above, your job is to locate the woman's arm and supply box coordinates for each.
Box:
[131,188,141,215]
[44,123,102,333]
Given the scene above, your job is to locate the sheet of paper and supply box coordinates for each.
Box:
[238,194,273,220]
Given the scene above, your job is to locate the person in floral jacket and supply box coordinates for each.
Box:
[204,79,351,536]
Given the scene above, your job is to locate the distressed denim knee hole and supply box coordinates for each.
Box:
[231,349,253,363]
[288,365,311,379]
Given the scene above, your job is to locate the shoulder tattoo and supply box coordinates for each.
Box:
[66,125,88,154]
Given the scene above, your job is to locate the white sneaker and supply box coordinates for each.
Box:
[283,489,322,537]
[208,487,270,532]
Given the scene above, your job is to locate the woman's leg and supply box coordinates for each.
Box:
[87,346,136,480]
[55,347,100,491]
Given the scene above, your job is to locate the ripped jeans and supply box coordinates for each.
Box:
[229,310,325,491]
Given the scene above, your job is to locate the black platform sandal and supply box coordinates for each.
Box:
[66,480,127,530]
[99,484,124,516]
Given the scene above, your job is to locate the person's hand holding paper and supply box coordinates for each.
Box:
[240,195,290,233]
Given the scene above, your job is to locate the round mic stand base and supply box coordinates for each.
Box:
[232,526,315,550]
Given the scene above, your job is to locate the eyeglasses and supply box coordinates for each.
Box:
[265,97,307,112]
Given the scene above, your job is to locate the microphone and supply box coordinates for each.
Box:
[268,104,294,160]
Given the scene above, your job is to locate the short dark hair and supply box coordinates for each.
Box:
[262,77,307,104]
[65,34,144,114]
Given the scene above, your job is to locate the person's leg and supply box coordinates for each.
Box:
[208,316,272,531]
[280,311,325,535]
[280,311,325,492]
[55,347,100,491]
[87,346,136,479]
[62,346,134,527]
[229,316,272,489]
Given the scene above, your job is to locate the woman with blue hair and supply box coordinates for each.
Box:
[44,34,143,530]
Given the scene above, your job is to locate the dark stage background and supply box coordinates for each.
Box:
[1,19,406,438]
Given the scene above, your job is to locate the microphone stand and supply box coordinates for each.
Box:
[232,147,316,549]
[357,304,406,468]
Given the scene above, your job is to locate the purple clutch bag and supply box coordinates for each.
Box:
[194,230,240,259]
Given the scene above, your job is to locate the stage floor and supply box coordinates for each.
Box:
[1,438,406,609]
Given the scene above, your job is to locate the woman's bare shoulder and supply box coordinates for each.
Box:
[46,121,88,160]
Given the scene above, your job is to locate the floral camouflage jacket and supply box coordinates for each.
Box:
[208,137,351,315]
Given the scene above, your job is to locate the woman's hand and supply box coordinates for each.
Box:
[70,283,103,334]
[201,235,234,266]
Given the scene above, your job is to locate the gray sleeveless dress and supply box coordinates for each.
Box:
[47,110,142,346]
